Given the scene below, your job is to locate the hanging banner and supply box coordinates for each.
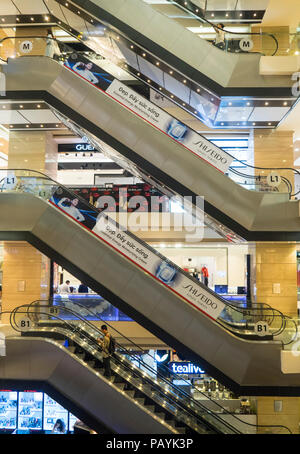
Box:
[65,55,234,174]
[50,188,225,321]
[105,80,234,173]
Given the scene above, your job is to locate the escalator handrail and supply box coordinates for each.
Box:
[167,0,279,56]
[0,166,292,344]
[0,35,298,200]
[10,303,292,434]
[11,304,241,434]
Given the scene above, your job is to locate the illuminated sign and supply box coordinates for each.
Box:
[169,362,205,375]
[58,143,96,153]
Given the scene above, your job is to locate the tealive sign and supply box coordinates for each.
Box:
[169,362,205,375]
[105,80,233,173]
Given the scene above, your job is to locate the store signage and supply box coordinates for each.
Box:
[169,362,205,374]
[58,143,96,153]
[65,55,233,174]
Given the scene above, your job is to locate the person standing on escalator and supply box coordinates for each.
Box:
[97,325,112,379]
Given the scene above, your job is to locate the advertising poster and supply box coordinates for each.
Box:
[105,79,233,173]
[50,188,225,320]
[65,55,233,173]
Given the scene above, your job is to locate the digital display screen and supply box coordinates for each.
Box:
[18,392,43,431]
[0,391,17,429]
[43,394,68,432]
[0,390,80,433]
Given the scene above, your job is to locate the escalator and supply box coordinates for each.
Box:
[2,52,300,240]
[44,0,293,96]
[0,301,290,434]
[0,170,299,395]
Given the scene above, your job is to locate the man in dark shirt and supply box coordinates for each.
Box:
[78,282,89,293]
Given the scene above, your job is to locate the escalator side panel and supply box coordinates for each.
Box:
[4,57,299,235]
[75,0,292,89]
[1,337,174,434]
[0,192,295,391]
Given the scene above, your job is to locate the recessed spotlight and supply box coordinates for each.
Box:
[169,70,173,74]
[159,87,162,90]
[26,125,29,128]
[2,106,5,109]
[130,45,134,49]
[252,122,256,125]
[147,79,151,83]
[137,72,140,76]
[156,62,160,66]
[211,13,214,17]
[19,105,23,108]
[283,101,288,105]
[65,2,68,5]
[142,53,146,57]
[40,124,44,128]
[16,18,20,21]
[9,125,13,128]
[247,102,251,106]
[182,103,185,106]
[228,102,232,106]
[30,17,34,21]
[268,122,272,125]
[197,89,200,93]
[37,104,41,108]
[1,18,5,22]
[171,95,174,98]
[44,16,49,21]
[226,13,229,17]
[56,124,59,127]
[183,79,186,83]
[253,13,257,17]
[265,102,269,105]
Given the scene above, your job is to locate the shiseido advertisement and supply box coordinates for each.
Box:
[64,55,233,173]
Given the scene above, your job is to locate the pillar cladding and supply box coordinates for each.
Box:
[256,397,300,434]
[253,243,297,318]
[1,131,58,323]
[1,242,50,324]
[253,130,295,194]
[8,130,57,178]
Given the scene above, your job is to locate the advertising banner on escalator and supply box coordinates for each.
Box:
[105,80,234,173]
[65,55,234,174]
[50,188,225,321]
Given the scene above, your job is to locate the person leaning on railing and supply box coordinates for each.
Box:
[213,23,226,50]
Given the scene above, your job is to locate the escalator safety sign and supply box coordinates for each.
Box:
[105,79,233,173]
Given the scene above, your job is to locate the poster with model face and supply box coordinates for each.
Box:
[64,53,114,91]
[65,55,233,173]
[50,188,225,320]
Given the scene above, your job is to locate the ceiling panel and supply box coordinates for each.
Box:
[0,0,18,15]
[0,110,30,124]
[248,107,290,122]
[14,0,48,14]
[20,109,60,123]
